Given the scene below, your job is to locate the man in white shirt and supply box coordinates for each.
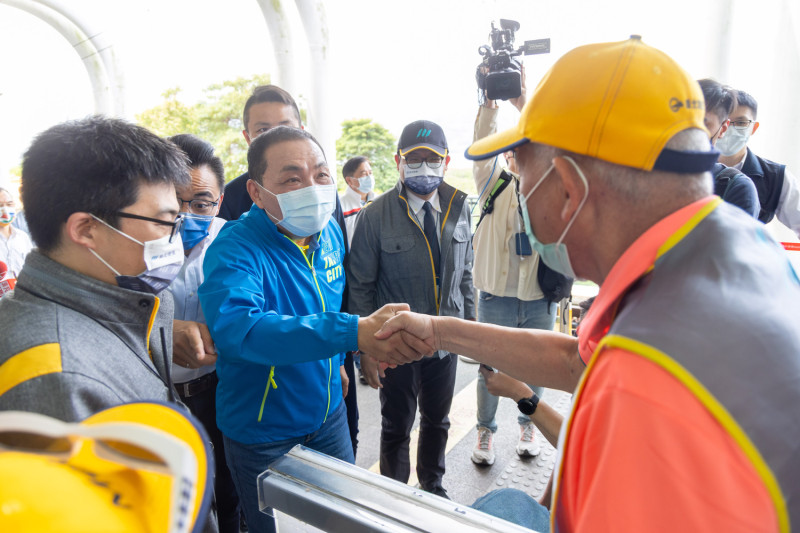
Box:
[0,187,33,278]
[167,134,240,533]
[339,156,377,384]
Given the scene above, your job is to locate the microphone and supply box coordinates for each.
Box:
[0,260,16,296]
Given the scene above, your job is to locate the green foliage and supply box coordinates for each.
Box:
[135,74,271,181]
[336,119,397,193]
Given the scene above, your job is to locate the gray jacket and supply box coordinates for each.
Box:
[0,251,176,421]
[347,180,475,357]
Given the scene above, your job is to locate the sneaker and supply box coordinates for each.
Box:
[459,355,479,364]
[516,421,541,457]
[471,426,495,465]
[358,368,367,385]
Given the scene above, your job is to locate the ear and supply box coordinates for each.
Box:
[395,154,401,169]
[444,154,451,171]
[718,119,730,140]
[752,121,760,135]
[214,193,224,216]
[242,130,252,146]
[552,156,588,223]
[246,179,263,208]
[64,212,101,248]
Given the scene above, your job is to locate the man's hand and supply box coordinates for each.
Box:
[173,319,217,369]
[479,365,533,402]
[374,310,436,351]
[509,63,527,112]
[359,354,387,389]
[358,304,434,365]
[340,364,349,399]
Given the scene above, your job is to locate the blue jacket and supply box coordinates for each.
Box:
[199,206,358,444]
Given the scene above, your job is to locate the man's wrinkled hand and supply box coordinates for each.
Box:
[374,311,436,350]
[357,304,433,365]
[173,319,217,369]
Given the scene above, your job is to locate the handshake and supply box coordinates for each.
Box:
[356,303,439,374]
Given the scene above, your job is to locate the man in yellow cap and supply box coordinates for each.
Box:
[375,36,800,531]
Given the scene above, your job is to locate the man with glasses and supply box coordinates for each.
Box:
[698,79,759,218]
[165,134,241,533]
[718,90,800,236]
[0,116,191,424]
[347,120,475,498]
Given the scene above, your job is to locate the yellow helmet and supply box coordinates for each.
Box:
[0,402,214,533]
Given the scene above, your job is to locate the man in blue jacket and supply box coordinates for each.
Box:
[199,126,428,532]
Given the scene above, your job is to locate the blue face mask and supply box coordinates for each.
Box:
[518,157,589,279]
[253,180,336,238]
[357,174,375,194]
[179,213,215,250]
[403,162,444,196]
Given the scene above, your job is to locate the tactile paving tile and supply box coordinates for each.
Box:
[490,390,572,501]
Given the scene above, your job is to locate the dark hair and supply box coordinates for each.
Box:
[698,78,735,123]
[247,126,325,185]
[734,90,759,119]
[342,156,369,179]
[21,116,190,253]
[242,85,302,133]
[168,134,225,191]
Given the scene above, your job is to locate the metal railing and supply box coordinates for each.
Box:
[258,445,537,533]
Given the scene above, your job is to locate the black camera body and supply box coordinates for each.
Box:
[476,19,550,101]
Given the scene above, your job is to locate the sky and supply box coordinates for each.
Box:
[0,0,798,237]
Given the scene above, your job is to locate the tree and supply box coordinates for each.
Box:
[136,74,271,181]
[336,119,397,193]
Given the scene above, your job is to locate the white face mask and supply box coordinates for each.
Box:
[716,123,754,157]
[90,215,185,294]
[253,180,336,237]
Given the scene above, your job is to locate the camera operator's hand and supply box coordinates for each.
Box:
[478,66,498,109]
[509,63,527,112]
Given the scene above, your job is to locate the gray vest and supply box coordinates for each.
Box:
[607,202,800,529]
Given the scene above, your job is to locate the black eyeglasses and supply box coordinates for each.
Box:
[402,156,444,169]
[115,212,185,243]
[176,196,220,215]
[730,119,755,130]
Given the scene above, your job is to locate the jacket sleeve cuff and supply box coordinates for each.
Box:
[346,313,360,352]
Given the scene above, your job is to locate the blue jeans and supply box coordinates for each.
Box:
[476,292,555,432]
[223,402,354,533]
[472,488,550,531]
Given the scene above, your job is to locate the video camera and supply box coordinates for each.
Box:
[476,19,550,102]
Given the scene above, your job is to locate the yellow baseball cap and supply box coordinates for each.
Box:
[0,402,213,533]
[466,36,719,173]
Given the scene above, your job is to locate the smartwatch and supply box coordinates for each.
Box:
[517,393,539,416]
